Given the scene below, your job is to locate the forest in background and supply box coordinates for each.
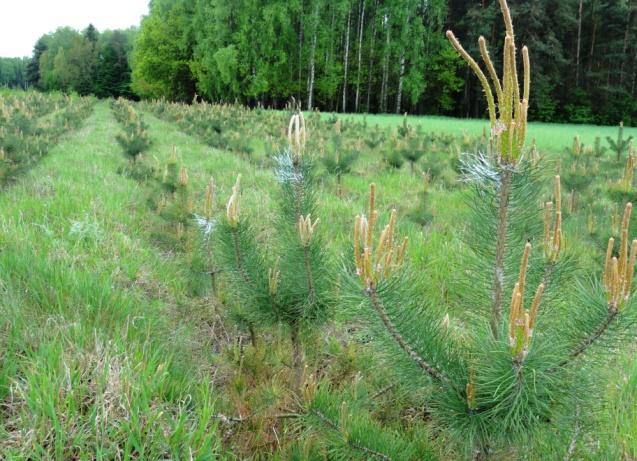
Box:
[3,0,637,125]
[1,26,136,99]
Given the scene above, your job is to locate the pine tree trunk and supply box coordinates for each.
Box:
[354,0,365,113]
[632,46,637,97]
[208,247,218,298]
[395,12,411,114]
[342,7,352,113]
[291,321,303,393]
[490,169,513,339]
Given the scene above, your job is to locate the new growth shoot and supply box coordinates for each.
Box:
[508,243,545,362]
[603,203,637,311]
[446,0,530,163]
[298,215,319,247]
[226,174,241,228]
[353,184,408,290]
[544,175,563,262]
[288,111,306,161]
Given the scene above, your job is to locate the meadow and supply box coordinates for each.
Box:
[0,86,636,460]
[329,112,637,154]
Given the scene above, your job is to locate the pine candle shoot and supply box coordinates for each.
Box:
[446,0,530,163]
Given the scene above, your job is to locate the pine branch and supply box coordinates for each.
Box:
[370,383,396,400]
[366,287,453,387]
[563,406,581,461]
[310,409,394,461]
[552,307,619,371]
[213,412,303,425]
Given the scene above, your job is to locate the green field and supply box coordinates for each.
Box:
[328,112,637,153]
[1,95,637,460]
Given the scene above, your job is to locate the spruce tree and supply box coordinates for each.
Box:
[342,1,637,458]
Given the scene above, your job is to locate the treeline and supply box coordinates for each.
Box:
[26,25,136,99]
[132,0,460,114]
[131,0,637,124]
[18,0,637,124]
[0,58,29,89]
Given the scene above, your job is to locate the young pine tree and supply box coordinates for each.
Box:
[342,1,637,458]
[607,121,634,162]
[195,177,219,297]
[112,99,151,162]
[321,123,358,197]
[216,113,333,392]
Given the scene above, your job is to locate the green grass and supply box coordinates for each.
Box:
[0,102,221,458]
[325,112,637,153]
[2,99,637,459]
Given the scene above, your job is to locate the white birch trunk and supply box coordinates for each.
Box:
[354,0,365,112]
[342,7,352,112]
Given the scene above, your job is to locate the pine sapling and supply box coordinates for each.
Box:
[607,121,634,162]
[216,113,333,393]
[322,124,357,197]
[594,136,607,158]
[564,135,583,159]
[195,177,220,296]
[340,1,637,457]
[112,99,151,163]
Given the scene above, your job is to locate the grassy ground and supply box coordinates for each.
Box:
[0,102,221,458]
[2,100,637,459]
[325,112,637,153]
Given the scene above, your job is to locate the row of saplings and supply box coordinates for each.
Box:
[111,98,152,166]
[0,92,94,184]
[110,105,440,456]
[110,99,195,250]
[144,96,482,190]
[114,10,637,455]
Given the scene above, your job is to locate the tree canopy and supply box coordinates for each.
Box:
[25,25,137,98]
[0,57,29,89]
[10,0,637,124]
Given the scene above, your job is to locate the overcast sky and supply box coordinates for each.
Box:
[0,0,149,58]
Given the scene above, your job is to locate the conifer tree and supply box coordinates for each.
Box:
[607,121,634,162]
[342,1,637,458]
[112,99,151,163]
[321,122,357,197]
[216,112,333,392]
[195,177,219,296]
[26,39,47,89]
